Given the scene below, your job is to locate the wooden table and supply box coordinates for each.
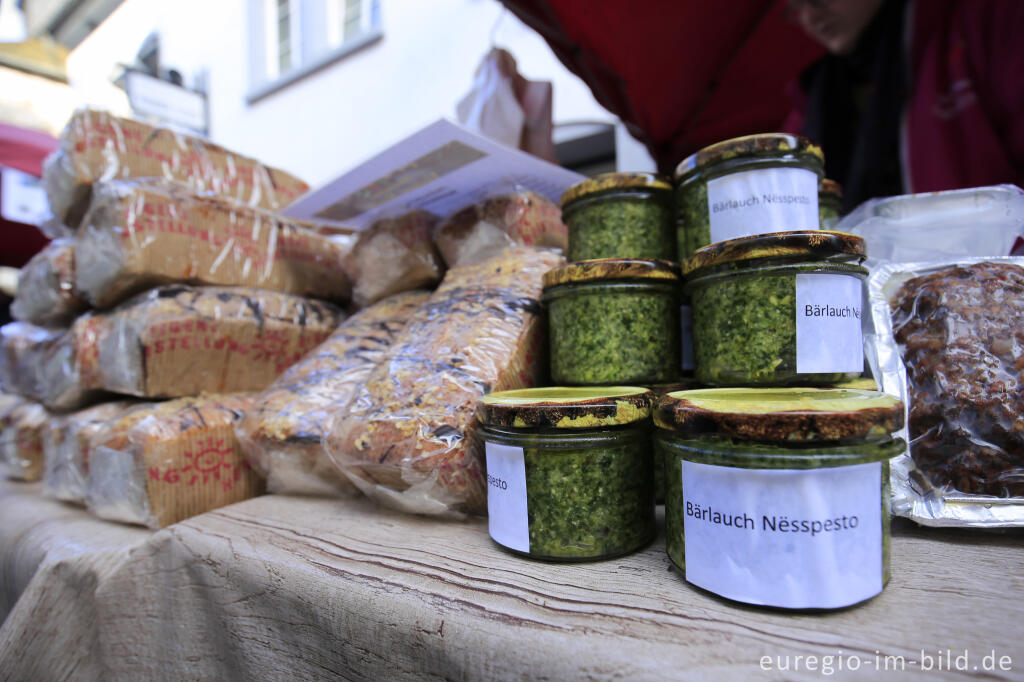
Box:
[1,480,1021,680]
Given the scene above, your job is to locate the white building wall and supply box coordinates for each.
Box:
[66,0,636,188]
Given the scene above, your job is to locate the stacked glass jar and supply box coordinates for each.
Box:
[662,133,905,609]
[478,172,681,562]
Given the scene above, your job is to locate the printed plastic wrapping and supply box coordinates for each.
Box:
[42,400,135,504]
[838,185,1024,262]
[342,210,445,307]
[0,322,61,398]
[1,400,48,481]
[236,290,431,496]
[43,108,310,227]
[80,285,342,400]
[0,394,25,477]
[11,239,87,326]
[432,190,568,267]
[75,179,354,308]
[867,257,1024,527]
[327,246,564,516]
[86,394,264,529]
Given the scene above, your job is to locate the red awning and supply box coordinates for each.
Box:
[499,0,824,174]
[0,122,58,178]
[0,123,57,267]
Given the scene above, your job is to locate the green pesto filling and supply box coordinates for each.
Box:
[546,282,680,386]
[819,199,841,229]
[676,179,709,260]
[656,431,896,581]
[524,441,654,559]
[564,192,675,261]
[688,269,860,386]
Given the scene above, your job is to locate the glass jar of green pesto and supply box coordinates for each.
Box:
[819,178,843,229]
[477,386,656,561]
[561,172,675,261]
[543,259,681,386]
[683,230,868,387]
[656,387,905,610]
[674,133,825,259]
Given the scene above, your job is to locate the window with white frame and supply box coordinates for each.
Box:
[249,0,382,99]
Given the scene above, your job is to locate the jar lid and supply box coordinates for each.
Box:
[478,386,653,429]
[820,178,843,200]
[675,133,824,182]
[543,258,680,288]
[561,172,672,207]
[654,387,904,441]
[680,230,865,277]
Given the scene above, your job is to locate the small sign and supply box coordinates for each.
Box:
[284,118,584,230]
[125,69,207,136]
[1,166,51,225]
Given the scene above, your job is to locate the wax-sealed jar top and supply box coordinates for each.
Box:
[681,230,865,277]
[478,386,653,429]
[543,258,680,289]
[561,172,672,208]
[674,133,824,183]
[654,387,904,441]
[820,178,843,203]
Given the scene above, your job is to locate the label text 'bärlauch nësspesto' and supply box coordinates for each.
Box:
[685,500,860,537]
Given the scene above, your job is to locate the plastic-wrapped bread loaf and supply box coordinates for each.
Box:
[11,239,87,326]
[87,394,264,528]
[0,393,25,476]
[43,109,309,227]
[327,247,564,515]
[433,190,568,267]
[236,290,430,496]
[0,323,61,398]
[84,285,341,399]
[2,400,48,481]
[342,211,445,307]
[43,400,136,504]
[76,180,353,308]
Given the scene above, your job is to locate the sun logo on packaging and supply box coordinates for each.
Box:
[181,437,237,488]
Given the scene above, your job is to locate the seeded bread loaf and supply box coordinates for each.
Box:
[236,290,431,496]
[433,191,567,267]
[2,400,48,481]
[76,180,353,308]
[43,400,137,504]
[11,239,87,326]
[43,109,309,227]
[327,247,563,515]
[342,211,445,307]
[87,394,263,528]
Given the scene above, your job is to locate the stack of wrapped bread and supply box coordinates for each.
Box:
[4,108,571,527]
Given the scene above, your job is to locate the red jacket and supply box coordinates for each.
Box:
[785,0,1024,194]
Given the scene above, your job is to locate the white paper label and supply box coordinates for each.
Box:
[680,304,695,371]
[795,273,863,373]
[681,460,883,609]
[485,442,529,552]
[706,167,818,243]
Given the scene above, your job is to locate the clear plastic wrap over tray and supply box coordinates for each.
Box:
[326,246,564,516]
[11,239,87,326]
[236,290,431,496]
[867,257,1024,527]
[342,211,445,307]
[75,179,354,308]
[1,400,48,481]
[838,184,1024,261]
[86,394,264,528]
[432,190,567,267]
[57,285,343,402]
[42,400,136,504]
[43,108,310,227]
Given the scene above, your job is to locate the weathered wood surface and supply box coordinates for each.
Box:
[0,480,150,680]
[1,480,1022,680]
